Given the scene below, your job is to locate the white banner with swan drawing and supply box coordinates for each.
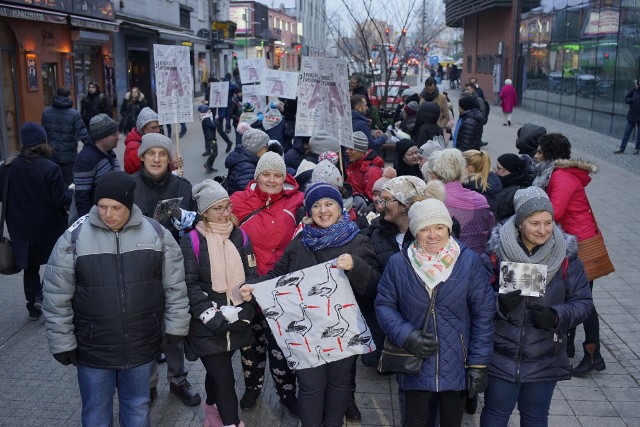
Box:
[251,262,375,370]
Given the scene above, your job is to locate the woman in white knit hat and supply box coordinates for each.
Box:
[376,198,496,427]
[181,179,256,427]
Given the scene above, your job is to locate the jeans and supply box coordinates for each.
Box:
[77,360,154,427]
[202,352,239,426]
[405,390,464,427]
[619,119,640,151]
[480,377,557,427]
[296,356,355,427]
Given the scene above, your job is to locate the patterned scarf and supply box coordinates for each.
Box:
[532,160,555,189]
[195,221,245,305]
[408,237,460,291]
[301,212,361,251]
[497,216,566,279]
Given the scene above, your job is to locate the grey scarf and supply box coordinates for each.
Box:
[532,160,554,189]
[498,217,567,279]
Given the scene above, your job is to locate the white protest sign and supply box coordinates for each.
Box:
[252,262,375,370]
[238,58,266,84]
[259,69,299,99]
[208,81,229,108]
[153,45,193,125]
[242,84,265,113]
[295,57,353,148]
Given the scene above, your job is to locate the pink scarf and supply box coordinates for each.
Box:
[195,221,245,305]
[408,237,460,292]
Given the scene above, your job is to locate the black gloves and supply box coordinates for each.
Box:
[403,330,439,358]
[498,290,523,314]
[53,350,77,366]
[467,367,488,398]
[163,334,184,346]
[530,305,558,329]
[352,194,369,216]
[229,319,251,332]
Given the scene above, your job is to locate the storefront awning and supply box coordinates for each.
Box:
[0,4,67,25]
[70,16,119,33]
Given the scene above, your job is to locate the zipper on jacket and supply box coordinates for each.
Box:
[460,333,467,366]
[515,296,528,382]
[116,231,129,368]
[226,295,231,352]
[432,287,439,392]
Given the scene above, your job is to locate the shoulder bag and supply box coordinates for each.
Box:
[378,287,437,374]
[577,201,615,281]
[0,158,20,275]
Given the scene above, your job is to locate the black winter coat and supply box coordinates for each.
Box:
[625,87,640,123]
[252,233,381,300]
[463,172,503,213]
[367,217,414,274]
[412,101,443,144]
[0,155,71,268]
[454,109,484,152]
[201,116,217,141]
[493,170,533,223]
[225,145,260,195]
[119,95,148,134]
[41,96,89,164]
[181,227,256,358]
[80,91,111,128]
[132,168,195,242]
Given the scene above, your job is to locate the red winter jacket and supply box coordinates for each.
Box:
[230,174,304,275]
[346,150,384,200]
[546,159,598,242]
[124,128,143,174]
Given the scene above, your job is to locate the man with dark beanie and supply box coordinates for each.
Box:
[72,114,121,217]
[42,170,189,427]
[452,96,484,152]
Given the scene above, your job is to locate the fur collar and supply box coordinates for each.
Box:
[553,158,597,174]
[487,221,579,260]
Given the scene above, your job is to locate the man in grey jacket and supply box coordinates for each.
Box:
[42,171,189,427]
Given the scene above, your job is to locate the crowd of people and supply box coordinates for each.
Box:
[0,73,613,427]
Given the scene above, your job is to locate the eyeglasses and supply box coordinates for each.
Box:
[375,198,399,207]
[209,204,234,214]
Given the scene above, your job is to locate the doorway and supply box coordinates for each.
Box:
[127,49,152,109]
[41,63,58,107]
[0,22,19,160]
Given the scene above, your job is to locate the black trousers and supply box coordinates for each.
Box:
[240,312,297,398]
[201,352,240,426]
[569,281,600,344]
[405,389,466,427]
[204,139,218,167]
[216,119,233,146]
[23,265,42,308]
[296,355,356,427]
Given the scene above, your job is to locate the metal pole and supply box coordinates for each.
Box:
[420,0,425,84]
[245,8,249,59]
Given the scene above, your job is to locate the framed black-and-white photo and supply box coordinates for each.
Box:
[499,261,548,297]
[26,54,38,91]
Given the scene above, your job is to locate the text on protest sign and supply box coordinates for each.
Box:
[153,45,194,125]
[238,58,266,84]
[259,69,299,100]
[208,81,230,108]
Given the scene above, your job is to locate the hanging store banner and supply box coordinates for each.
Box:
[153,44,193,125]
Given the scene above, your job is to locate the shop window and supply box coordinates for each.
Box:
[476,55,481,73]
[180,7,191,29]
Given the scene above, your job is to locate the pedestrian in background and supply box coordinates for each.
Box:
[0,123,71,320]
[182,179,256,427]
[198,105,219,173]
[480,187,593,427]
[42,171,190,427]
[80,81,111,129]
[453,96,484,152]
[123,107,161,174]
[119,87,147,134]
[499,79,518,126]
[41,87,89,185]
[614,79,640,155]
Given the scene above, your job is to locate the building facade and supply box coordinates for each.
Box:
[446,0,637,136]
[0,0,117,160]
[294,0,325,57]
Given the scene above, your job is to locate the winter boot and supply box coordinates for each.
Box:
[345,392,362,422]
[202,401,223,427]
[572,342,606,377]
[566,328,576,358]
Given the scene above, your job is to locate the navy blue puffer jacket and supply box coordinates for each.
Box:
[41,96,89,164]
[376,243,496,392]
[453,109,484,152]
[224,145,260,195]
[484,225,593,383]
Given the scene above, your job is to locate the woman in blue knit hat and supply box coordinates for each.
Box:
[240,182,380,427]
[0,122,72,320]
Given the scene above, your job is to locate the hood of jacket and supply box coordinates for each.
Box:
[53,96,73,109]
[516,123,547,156]
[487,220,579,260]
[226,144,260,168]
[414,101,440,128]
[124,91,145,102]
[552,158,596,188]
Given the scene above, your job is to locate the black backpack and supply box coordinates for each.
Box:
[482,99,490,125]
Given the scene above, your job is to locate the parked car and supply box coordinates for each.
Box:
[368,80,411,108]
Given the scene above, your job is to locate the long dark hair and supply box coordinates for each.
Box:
[21,143,54,162]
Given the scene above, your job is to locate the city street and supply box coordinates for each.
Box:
[1,86,640,426]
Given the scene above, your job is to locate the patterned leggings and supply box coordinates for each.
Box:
[240,312,297,398]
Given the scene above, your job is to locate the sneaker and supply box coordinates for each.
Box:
[279,396,299,418]
[170,380,201,406]
[27,307,41,321]
[345,393,361,422]
[614,149,624,154]
[156,353,166,364]
[240,387,261,410]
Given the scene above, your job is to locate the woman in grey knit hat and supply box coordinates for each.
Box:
[480,186,593,427]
